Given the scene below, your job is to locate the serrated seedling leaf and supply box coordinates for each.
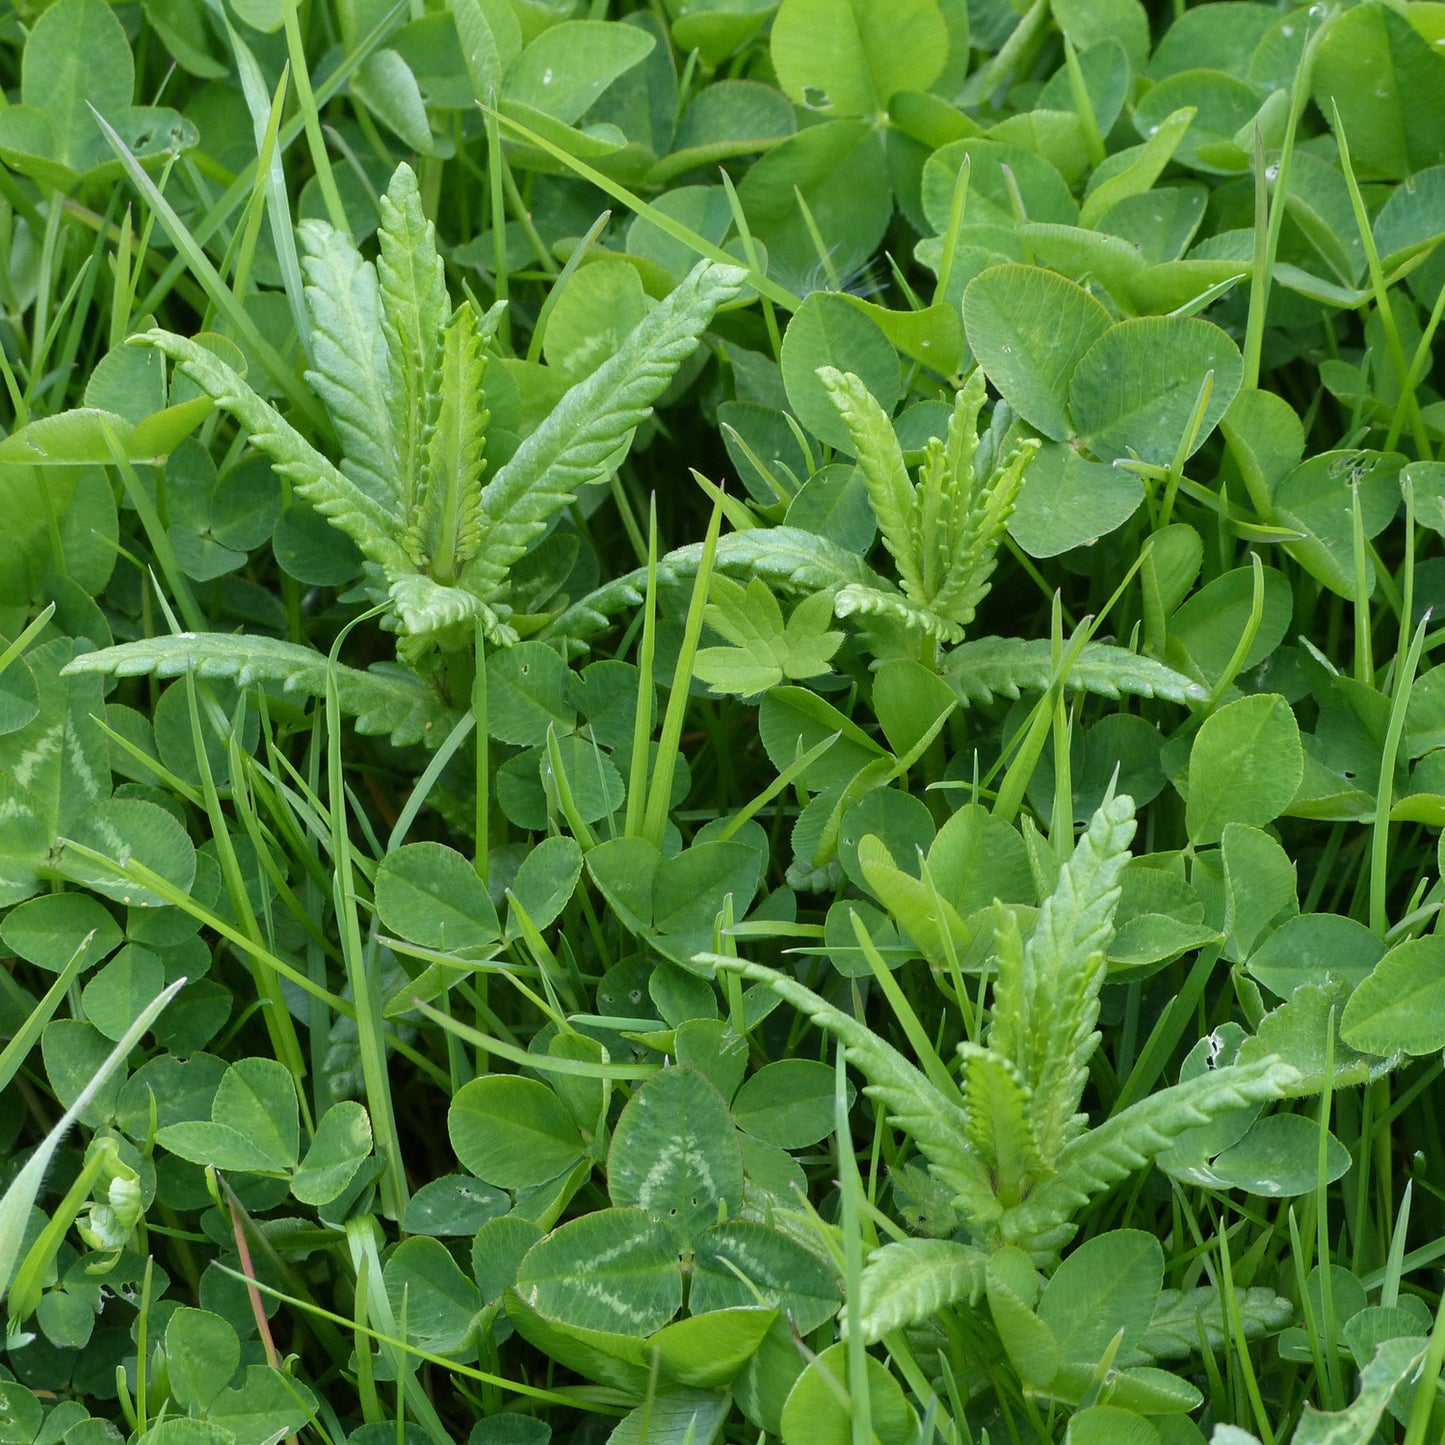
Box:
[695,574,842,696]
[62,634,457,747]
[853,1238,986,1342]
[468,259,745,595]
[13,4,1445,1432]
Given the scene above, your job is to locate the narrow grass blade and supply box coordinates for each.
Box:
[325,622,408,1217]
[526,210,610,366]
[0,932,97,1097]
[624,495,659,839]
[228,21,309,357]
[0,603,55,678]
[642,487,724,846]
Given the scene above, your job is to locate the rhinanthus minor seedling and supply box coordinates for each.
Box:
[65,165,745,741]
[714,795,1297,1340]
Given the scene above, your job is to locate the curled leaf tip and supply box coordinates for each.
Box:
[695,259,749,298]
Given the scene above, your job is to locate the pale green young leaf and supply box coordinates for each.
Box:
[412,303,490,584]
[834,580,959,643]
[465,260,747,596]
[387,576,516,646]
[61,634,456,746]
[701,572,784,654]
[1006,794,1136,1160]
[959,1043,1047,1208]
[818,366,922,599]
[817,364,1039,639]
[297,218,399,510]
[930,435,1039,630]
[376,163,449,520]
[136,331,411,577]
[786,590,844,657]
[704,527,884,594]
[916,387,980,605]
[857,835,972,967]
[694,575,842,696]
[852,1238,987,1344]
[981,906,1029,1096]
